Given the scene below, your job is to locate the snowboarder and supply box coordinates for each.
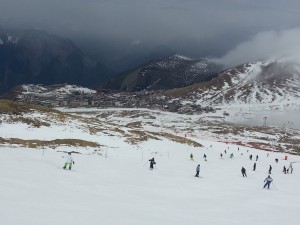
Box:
[288,162,294,174]
[149,158,156,170]
[62,152,74,170]
[253,162,256,171]
[249,154,253,160]
[241,167,247,177]
[195,164,200,177]
[190,153,194,161]
[230,153,234,159]
[256,155,259,161]
[268,165,272,174]
[203,154,207,161]
[263,175,273,189]
[283,166,287,174]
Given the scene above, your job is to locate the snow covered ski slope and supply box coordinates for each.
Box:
[0,139,299,225]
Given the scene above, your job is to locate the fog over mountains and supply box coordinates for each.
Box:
[0,28,112,94]
[1,1,300,95]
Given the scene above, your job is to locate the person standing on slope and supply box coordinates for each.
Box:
[269,165,272,174]
[256,155,259,161]
[195,164,200,177]
[63,152,75,170]
[149,158,156,170]
[263,175,273,189]
[241,167,247,177]
[190,153,194,161]
[288,162,294,174]
[203,154,207,161]
[253,162,256,171]
[283,166,287,174]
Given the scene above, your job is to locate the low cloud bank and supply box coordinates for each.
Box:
[218,28,300,67]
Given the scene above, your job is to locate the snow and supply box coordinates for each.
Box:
[191,61,300,108]
[0,108,300,225]
[0,140,299,225]
[20,84,96,97]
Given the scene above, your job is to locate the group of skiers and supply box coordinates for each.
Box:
[241,166,273,189]
[283,163,293,174]
[61,145,294,191]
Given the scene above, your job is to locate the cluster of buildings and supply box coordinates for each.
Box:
[14,87,216,115]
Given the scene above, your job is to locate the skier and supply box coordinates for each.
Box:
[241,167,247,177]
[220,153,223,158]
[195,164,200,177]
[288,162,294,174]
[203,154,207,161]
[230,153,234,159]
[256,155,259,161]
[267,153,269,157]
[149,158,156,170]
[62,152,75,170]
[249,154,253,160]
[283,166,287,174]
[190,153,194,161]
[253,162,256,171]
[275,158,279,163]
[268,165,272,174]
[238,147,240,151]
[224,150,227,154]
[263,175,273,189]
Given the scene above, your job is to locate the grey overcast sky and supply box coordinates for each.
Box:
[1,0,300,65]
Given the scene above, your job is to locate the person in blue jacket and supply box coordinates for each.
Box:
[263,175,273,189]
[195,164,200,177]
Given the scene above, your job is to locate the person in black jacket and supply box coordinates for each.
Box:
[241,167,247,177]
[149,158,156,170]
[195,164,200,177]
[253,162,256,171]
[269,165,272,174]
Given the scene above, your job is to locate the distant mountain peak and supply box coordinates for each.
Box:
[165,60,300,107]
[99,54,224,91]
[0,28,113,94]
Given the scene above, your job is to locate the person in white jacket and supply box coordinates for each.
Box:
[63,152,75,170]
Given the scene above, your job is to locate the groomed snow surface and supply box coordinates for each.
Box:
[0,139,299,225]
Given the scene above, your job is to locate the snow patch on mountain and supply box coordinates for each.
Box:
[20,84,96,97]
[189,61,300,107]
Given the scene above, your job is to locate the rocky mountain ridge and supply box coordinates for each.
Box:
[0,28,112,94]
[165,60,300,107]
[99,54,224,91]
